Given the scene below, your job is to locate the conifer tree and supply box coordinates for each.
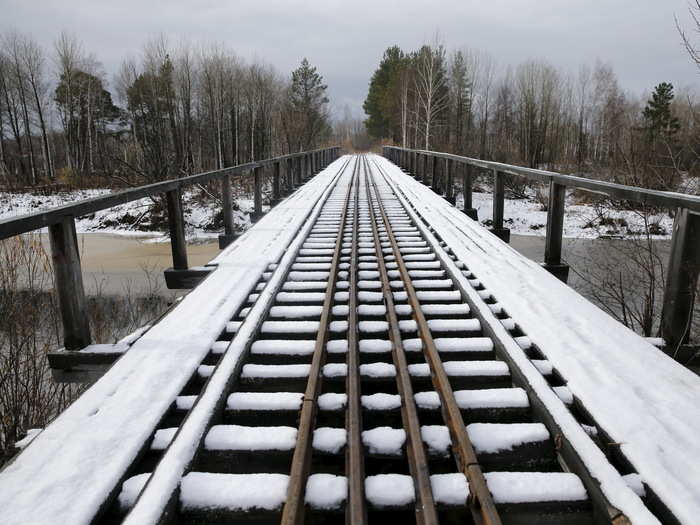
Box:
[642,82,680,138]
[288,58,329,150]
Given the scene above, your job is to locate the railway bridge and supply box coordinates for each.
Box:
[0,150,699,525]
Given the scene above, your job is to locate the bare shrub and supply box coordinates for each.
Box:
[571,210,667,337]
[0,235,175,466]
[0,235,79,465]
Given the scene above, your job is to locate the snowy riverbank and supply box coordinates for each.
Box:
[0,189,255,242]
[468,191,674,239]
[0,187,675,241]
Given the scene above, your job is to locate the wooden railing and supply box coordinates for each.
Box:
[0,146,341,351]
[384,146,700,352]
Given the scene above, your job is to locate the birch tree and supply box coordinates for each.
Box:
[413,43,449,150]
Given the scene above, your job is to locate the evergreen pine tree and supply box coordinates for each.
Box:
[642,82,680,138]
[289,58,329,150]
[363,46,405,139]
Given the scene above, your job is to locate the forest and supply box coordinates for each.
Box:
[363,40,698,193]
[0,31,332,189]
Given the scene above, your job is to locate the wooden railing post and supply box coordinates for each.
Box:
[445,158,455,204]
[411,151,417,177]
[219,174,237,249]
[252,165,263,221]
[166,188,188,269]
[543,181,569,282]
[285,158,293,194]
[462,163,478,220]
[164,187,211,289]
[491,170,510,242]
[49,216,91,350]
[431,155,439,191]
[661,209,700,350]
[295,156,302,187]
[272,161,281,206]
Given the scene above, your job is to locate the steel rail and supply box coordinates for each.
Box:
[280,156,360,524]
[363,155,439,524]
[0,147,339,240]
[345,158,367,523]
[367,159,503,525]
[373,156,637,524]
[121,156,355,525]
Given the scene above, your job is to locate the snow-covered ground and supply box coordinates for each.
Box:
[0,186,675,241]
[466,190,674,240]
[0,189,255,241]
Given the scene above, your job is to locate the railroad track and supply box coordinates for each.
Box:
[96,154,638,524]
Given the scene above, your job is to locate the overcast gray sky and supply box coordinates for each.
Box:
[2,0,699,118]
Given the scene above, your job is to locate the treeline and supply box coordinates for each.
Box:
[364,42,699,191]
[0,31,332,189]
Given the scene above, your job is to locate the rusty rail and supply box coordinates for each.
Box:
[368,156,502,525]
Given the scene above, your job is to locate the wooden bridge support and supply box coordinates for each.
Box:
[166,188,188,270]
[491,170,510,243]
[219,174,237,249]
[252,166,264,222]
[49,216,91,350]
[462,164,478,220]
[445,159,455,204]
[543,181,569,282]
[661,209,700,350]
[272,162,281,206]
[431,155,439,192]
[165,188,212,289]
[285,159,293,195]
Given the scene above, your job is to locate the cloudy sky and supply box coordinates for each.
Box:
[2,0,699,118]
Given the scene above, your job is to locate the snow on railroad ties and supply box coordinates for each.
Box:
[362,427,406,455]
[361,393,402,410]
[408,361,510,377]
[227,392,304,411]
[414,388,530,410]
[204,425,297,451]
[312,427,347,454]
[178,472,349,512]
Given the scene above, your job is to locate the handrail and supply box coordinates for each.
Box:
[0,147,339,240]
[383,145,700,355]
[385,146,700,212]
